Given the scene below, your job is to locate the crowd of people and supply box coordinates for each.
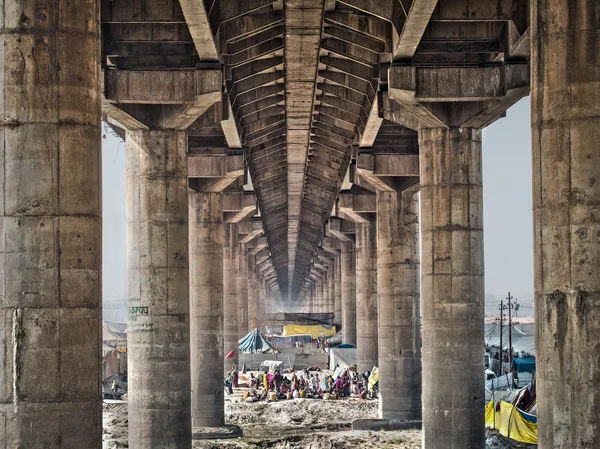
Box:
[237,367,378,403]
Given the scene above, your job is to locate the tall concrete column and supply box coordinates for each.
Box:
[223,223,239,373]
[238,243,249,334]
[126,131,191,448]
[334,256,342,328]
[341,241,357,345]
[247,255,257,331]
[376,186,421,421]
[0,1,102,445]
[190,191,224,427]
[356,219,378,373]
[532,1,600,447]
[420,127,484,449]
[328,267,336,317]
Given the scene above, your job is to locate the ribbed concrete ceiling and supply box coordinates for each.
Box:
[206,0,394,301]
[102,0,527,303]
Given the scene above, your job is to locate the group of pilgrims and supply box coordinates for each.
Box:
[234,367,377,403]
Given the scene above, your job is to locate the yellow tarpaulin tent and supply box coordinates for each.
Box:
[282,324,336,339]
[485,400,537,445]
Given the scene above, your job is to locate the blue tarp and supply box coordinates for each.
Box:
[238,329,274,354]
[512,358,536,373]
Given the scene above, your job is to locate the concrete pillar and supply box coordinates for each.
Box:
[223,224,239,374]
[239,244,250,333]
[334,256,343,328]
[0,1,102,445]
[356,219,378,373]
[247,255,258,331]
[341,241,357,345]
[190,191,224,427]
[419,127,484,449]
[532,1,600,447]
[376,186,421,421]
[126,131,191,448]
[328,267,336,317]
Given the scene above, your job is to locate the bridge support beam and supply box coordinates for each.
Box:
[224,224,240,374]
[356,219,379,373]
[533,0,600,447]
[341,241,357,345]
[190,191,224,427]
[376,185,422,421]
[0,0,102,445]
[420,127,484,449]
[126,130,191,448]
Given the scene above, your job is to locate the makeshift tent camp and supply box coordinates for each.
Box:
[238,328,274,354]
[485,400,537,444]
[511,357,536,373]
[282,324,336,339]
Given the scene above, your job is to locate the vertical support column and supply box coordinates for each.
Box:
[420,127,484,449]
[334,255,342,328]
[239,244,249,333]
[341,241,357,345]
[356,219,378,373]
[247,255,257,331]
[190,191,224,427]
[223,224,239,374]
[328,267,336,318]
[376,186,421,421]
[0,1,102,445]
[126,131,191,448]
[532,1,600,446]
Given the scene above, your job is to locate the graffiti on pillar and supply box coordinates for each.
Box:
[128,298,158,333]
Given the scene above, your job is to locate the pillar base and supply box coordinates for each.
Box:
[192,425,243,440]
[351,419,422,432]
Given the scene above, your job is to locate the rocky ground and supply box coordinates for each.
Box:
[103,397,535,449]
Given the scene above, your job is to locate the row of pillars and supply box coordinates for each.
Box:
[0,1,598,448]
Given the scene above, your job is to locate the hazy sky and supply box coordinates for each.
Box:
[101,97,534,322]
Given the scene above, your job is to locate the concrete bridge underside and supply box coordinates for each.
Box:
[0,0,599,448]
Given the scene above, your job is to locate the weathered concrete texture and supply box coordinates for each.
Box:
[224,224,239,374]
[0,0,102,446]
[126,131,191,448]
[247,255,258,332]
[356,219,378,373]
[532,1,600,447]
[190,191,224,427]
[341,241,357,345]
[238,243,249,335]
[377,187,422,421]
[334,255,343,327]
[419,127,485,449]
[328,267,336,316]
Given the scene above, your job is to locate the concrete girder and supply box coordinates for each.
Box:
[325,12,393,50]
[188,154,244,178]
[239,229,264,245]
[322,38,381,65]
[324,24,387,53]
[338,207,370,224]
[236,95,285,120]
[220,11,284,42]
[226,206,258,224]
[384,63,530,129]
[206,0,279,34]
[226,25,284,55]
[225,38,284,66]
[229,57,284,84]
[104,69,222,130]
[357,153,420,177]
[102,100,149,131]
[389,64,529,103]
